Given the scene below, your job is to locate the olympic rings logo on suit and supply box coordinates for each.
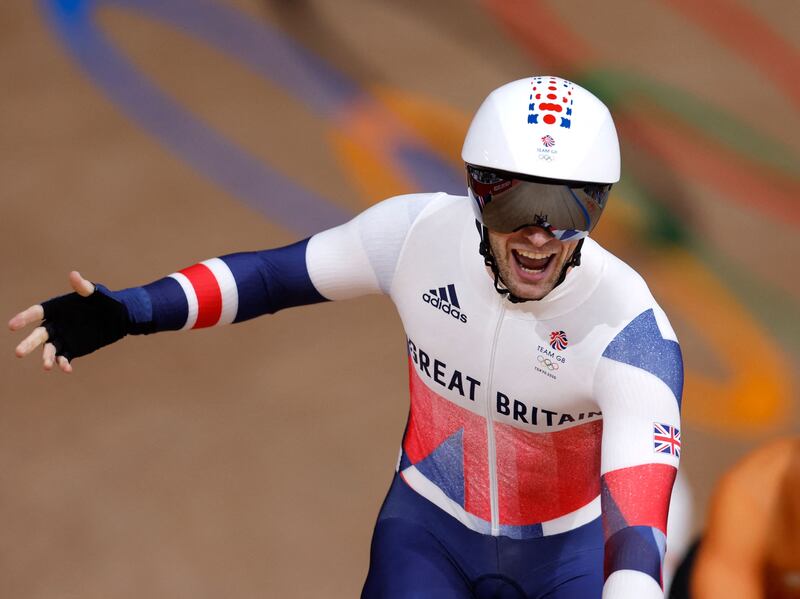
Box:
[537,355,559,370]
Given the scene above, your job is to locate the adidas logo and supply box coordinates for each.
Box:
[422,284,468,324]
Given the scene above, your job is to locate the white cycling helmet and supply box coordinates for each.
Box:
[462,76,621,301]
[462,76,620,239]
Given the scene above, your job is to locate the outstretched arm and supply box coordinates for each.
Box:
[9,193,431,372]
[9,238,326,372]
[594,307,683,598]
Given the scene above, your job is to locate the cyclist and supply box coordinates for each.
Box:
[10,76,682,598]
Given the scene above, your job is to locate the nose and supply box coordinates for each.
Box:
[515,225,556,245]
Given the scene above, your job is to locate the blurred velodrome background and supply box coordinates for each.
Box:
[1,0,798,596]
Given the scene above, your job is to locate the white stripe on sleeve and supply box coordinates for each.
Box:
[169,272,199,330]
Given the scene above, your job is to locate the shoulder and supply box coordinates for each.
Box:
[400,191,468,225]
[351,191,466,247]
[587,239,683,400]
[583,238,677,343]
[585,239,655,312]
[359,191,456,222]
[311,192,451,245]
[375,192,472,242]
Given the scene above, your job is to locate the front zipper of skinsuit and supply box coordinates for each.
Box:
[484,297,506,536]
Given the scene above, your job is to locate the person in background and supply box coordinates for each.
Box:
[691,437,800,599]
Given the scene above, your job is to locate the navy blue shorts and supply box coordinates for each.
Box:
[362,475,603,599]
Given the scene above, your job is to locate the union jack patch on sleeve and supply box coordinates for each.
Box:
[653,423,681,458]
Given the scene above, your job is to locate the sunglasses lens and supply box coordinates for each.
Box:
[468,166,609,235]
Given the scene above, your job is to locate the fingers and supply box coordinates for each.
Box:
[43,342,56,371]
[9,304,44,331]
[15,326,49,358]
[9,269,92,331]
[57,355,73,374]
[40,342,72,373]
[12,271,87,371]
[69,271,95,297]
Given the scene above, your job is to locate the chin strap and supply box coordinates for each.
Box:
[476,220,584,304]
[552,236,583,288]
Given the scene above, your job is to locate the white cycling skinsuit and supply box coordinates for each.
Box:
[40,191,682,598]
[26,73,680,598]
[307,191,682,598]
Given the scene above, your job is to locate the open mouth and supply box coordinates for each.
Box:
[512,249,555,278]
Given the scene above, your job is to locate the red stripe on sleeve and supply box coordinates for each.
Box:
[180,263,222,328]
[602,463,677,536]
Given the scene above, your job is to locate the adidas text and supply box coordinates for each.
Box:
[422,293,468,323]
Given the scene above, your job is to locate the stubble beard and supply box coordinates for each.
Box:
[488,235,572,301]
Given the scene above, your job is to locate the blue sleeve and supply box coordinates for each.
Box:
[103,238,328,334]
[224,240,327,322]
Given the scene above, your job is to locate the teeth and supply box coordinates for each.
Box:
[517,250,554,260]
[519,265,544,273]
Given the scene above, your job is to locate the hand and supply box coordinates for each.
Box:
[9,271,95,373]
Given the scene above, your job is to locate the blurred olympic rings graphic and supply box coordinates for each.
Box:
[537,355,559,370]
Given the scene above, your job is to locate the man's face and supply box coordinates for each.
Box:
[488,226,580,300]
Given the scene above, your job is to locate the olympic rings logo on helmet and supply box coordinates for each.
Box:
[537,355,559,370]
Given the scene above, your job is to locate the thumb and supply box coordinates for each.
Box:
[69,271,96,297]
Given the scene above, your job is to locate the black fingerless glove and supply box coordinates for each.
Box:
[41,286,131,361]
